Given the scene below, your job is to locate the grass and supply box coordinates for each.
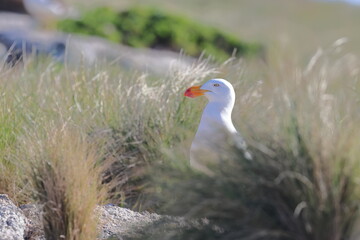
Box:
[0,39,360,239]
[0,53,215,213]
[136,42,360,240]
[0,75,27,203]
[22,127,104,240]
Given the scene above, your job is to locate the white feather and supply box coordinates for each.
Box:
[188,79,250,174]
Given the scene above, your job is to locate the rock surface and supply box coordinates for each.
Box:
[0,12,195,74]
[97,204,199,239]
[0,195,28,240]
[20,204,44,240]
[0,194,196,240]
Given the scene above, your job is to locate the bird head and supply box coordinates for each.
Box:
[184,78,235,103]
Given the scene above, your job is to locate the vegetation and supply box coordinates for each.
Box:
[0,39,360,239]
[135,43,360,240]
[72,0,360,59]
[149,133,360,240]
[57,7,261,60]
[23,129,104,240]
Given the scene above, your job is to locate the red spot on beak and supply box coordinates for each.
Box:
[184,86,209,98]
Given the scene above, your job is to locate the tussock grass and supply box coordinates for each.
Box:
[0,56,216,208]
[20,126,104,240]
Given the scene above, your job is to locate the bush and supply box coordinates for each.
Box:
[58,7,262,60]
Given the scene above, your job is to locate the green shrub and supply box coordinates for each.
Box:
[58,7,261,60]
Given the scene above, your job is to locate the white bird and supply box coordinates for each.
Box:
[184,78,251,174]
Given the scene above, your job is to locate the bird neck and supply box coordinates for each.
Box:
[201,100,235,127]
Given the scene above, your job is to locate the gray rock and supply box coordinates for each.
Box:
[0,194,28,240]
[65,35,195,75]
[20,202,196,240]
[20,204,44,240]
[97,204,207,240]
[98,204,166,239]
[0,12,195,74]
[0,195,207,240]
[0,29,65,65]
[0,12,37,31]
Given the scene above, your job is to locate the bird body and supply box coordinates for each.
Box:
[184,79,250,174]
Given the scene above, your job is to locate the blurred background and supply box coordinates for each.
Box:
[80,0,360,58]
[1,0,360,66]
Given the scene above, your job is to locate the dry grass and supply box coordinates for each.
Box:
[19,126,104,240]
[0,68,27,203]
[95,59,218,209]
[0,54,216,211]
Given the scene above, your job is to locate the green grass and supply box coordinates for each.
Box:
[0,78,26,203]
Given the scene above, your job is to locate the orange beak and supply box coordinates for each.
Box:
[184,86,209,98]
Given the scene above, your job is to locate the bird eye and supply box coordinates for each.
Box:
[213,83,220,87]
